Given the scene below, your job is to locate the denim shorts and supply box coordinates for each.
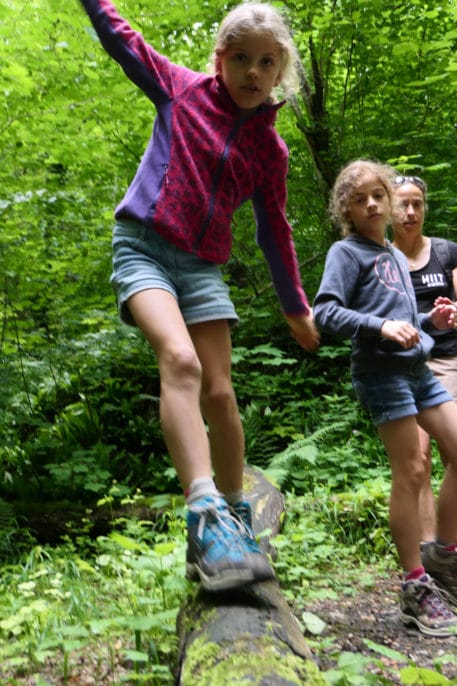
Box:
[110,219,238,327]
[352,366,452,426]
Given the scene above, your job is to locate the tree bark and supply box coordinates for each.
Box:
[175,466,325,686]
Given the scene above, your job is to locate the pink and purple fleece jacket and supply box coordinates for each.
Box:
[79,0,310,315]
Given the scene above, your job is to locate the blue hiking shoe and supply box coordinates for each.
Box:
[186,495,272,591]
[231,500,275,579]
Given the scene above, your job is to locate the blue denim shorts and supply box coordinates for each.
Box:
[110,219,238,327]
[352,366,452,426]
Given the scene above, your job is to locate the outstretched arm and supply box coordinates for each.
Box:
[78,0,184,102]
[285,311,320,352]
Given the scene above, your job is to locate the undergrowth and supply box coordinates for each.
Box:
[0,317,451,684]
[0,493,188,685]
[1,480,455,685]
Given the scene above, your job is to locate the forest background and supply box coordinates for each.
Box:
[1,0,457,684]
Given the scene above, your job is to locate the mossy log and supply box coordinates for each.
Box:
[239,466,284,559]
[175,466,325,686]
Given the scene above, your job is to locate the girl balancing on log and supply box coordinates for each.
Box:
[78,0,319,591]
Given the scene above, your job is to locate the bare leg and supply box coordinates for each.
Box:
[419,401,457,544]
[417,425,437,542]
[189,320,244,495]
[127,288,212,490]
[377,416,425,572]
[127,290,275,590]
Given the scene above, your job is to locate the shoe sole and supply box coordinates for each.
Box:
[400,611,457,638]
[186,562,256,591]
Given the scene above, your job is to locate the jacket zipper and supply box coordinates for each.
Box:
[162,163,169,187]
[192,119,244,254]
[389,244,425,357]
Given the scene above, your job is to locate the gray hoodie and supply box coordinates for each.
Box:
[314,235,436,375]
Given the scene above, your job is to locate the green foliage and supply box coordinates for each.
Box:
[320,639,457,685]
[273,485,393,608]
[0,487,451,684]
[0,0,457,686]
[2,313,358,507]
[284,0,457,221]
[2,1,457,684]
[0,324,180,502]
[265,410,389,494]
[3,0,457,506]
[0,503,187,684]
[0,497,36,562]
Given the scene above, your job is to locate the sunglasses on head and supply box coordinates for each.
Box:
[393,175,427,193]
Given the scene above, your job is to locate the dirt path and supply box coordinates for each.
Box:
[302,573,457,684]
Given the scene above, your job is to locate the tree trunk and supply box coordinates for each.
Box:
[175,466,325,686]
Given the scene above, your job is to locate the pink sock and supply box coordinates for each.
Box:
[405,566,425,581]
[437,542,457,553]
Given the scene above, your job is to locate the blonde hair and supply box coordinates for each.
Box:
[330,159,396,237]
[211,2,300,99]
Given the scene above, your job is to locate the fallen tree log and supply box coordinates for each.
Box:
[175,466,325,686]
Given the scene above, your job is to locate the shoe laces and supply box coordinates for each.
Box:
[416,579,455,620]
[232,502,254,533]
[191,497,245,544]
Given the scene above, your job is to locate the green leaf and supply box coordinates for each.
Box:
[301,611,327,635]
[109,532,146,552]
[400,666,452,685]
[153,542,177,556]
[122,649,149,663]
[112,610,177,632]
[362,638,408,663]
[337,651,370,672]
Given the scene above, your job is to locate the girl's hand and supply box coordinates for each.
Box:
[285,311,320,352]
[433,296,457,328]
[380,320,420,349]
[434,296,454,307]
[430,302,457,330]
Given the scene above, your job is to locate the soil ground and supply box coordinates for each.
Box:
[302,572,457,684]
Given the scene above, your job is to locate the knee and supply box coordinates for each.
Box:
[407,460,428,493]
[161,347,202,388]
[393,458,427,496]
[201,380,237,419]
[420,450,433,479]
